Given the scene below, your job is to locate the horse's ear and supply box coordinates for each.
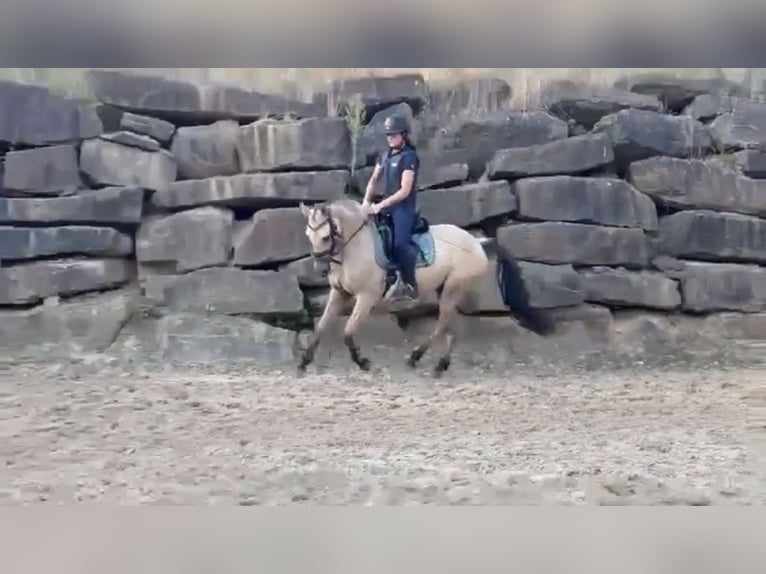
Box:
[299,202,311,218]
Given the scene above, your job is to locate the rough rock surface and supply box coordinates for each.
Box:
[170,120,240,179]
[418,181,516,227]
[86,70,323,122]
[0,80,102,145]
[710,100,766,152]
[578,267,681,310]
[135,206,233,273]
[541,81,663,130]
[2,145,83,196]
[237,117,351,172]
[629,156,766,217]
[512,176,658,230]
[352,153,468,195]
[152,170,348,210]
[329,73,427,120]
[143,268,304,316]
[100,131,161,152]
[80,139,177,192]
[119,111,176,144]
[679,261,766,312]
[593,109,713,171]
[0,258,133,305]
[281,256,329,288]
[0,188,144,225]
[658,210,766,264]
[233,207,311,267]
[0,290,134,358]
[496,222,650,268]
[487,133,615,179]
[618,74,744,112]
[431,110,569,178]
[734,149,766,179]
[156,314,298,365]
[426,77,512,119]
[682,93,734,122]
[0,226,133,261]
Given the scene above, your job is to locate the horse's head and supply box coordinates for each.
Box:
[300,202,342,262]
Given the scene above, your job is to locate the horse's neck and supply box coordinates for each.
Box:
[331,205,376,267]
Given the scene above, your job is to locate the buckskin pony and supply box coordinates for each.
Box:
[299,199,555,377]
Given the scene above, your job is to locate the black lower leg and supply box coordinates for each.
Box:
[433,356,451,376]
[344,334,371,371]
[407,345,427,368]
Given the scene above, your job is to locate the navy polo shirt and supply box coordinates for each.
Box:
[376,145,419,210]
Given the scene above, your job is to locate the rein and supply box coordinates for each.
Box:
[307,209,370,266]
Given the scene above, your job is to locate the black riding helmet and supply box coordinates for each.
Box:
[384,115,409,135]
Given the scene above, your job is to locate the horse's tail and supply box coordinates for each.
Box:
[485,241,556,337]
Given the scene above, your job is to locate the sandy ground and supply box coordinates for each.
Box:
[1,345,764,505]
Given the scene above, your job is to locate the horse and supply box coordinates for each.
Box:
[298,199,556,377]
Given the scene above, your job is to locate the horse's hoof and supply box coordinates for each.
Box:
[356,357,371,371]
[407,347,425,369]
[433,357,451,377]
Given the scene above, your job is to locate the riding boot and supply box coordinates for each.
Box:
[394,247,419,300]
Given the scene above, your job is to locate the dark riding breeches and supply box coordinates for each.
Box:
[389,206,417,286]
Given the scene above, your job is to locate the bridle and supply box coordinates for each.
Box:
[306,205,369,266]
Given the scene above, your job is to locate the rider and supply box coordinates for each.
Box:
[362,115,420,301]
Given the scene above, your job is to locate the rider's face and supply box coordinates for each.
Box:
[386,132,404,148]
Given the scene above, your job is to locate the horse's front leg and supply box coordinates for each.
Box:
[343,292,378,371]
[298,287,348,372]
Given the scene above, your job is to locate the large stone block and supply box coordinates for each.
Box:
[233,207,310,267]
[578,267,681,310]
[710,100,766,152]
[460,260,583,313]
[119,111,176,144]
[2,145,83,196]
[329,73,427,120]
[496,222,650,267]
[80,139,177,192]
[629,156,766,217]
[592,109,712,171]
[0,226,133,261]
[658,210,766,265]
[100,131,161,152]
[418,181,516,227]
[682,93,735,122]
[135,206,233,273]
[0,80,102,146]
[152,170,348,210]
[487,133,614,180]
[0,187,144,225]
[430,110,569,178]
[86,69,324,122]
[0,290,135,357]
[734,149,766,179]
[170,120,240,179]
[143,267,304,317]
[512,176,657,230]
[618,73,744,113]
[281,256,329,288]
[0,258,133,305]
[351,152,468,196]
[426,77,512,120]
[679,262,766,313]
[540,81,663,130]
[156,314,297,365]
[236,117,351,172]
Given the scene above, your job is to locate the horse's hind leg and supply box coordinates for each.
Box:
[343,292,377,371]
[407,279,462,376]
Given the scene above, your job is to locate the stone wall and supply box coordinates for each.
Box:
[1,69,765,366]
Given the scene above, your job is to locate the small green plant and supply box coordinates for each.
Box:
[344,96,365,175]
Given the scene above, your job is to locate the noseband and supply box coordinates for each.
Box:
[307,205,368,266]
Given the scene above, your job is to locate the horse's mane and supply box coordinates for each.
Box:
[326,199,366,227]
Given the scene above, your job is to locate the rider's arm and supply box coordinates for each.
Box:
[363,163,382,204]
[377,152,418,210]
